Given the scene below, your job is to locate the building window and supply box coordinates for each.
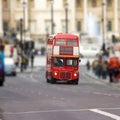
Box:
[46,0,50,7]
[63,0,67,7]
[46,0,54,7]
[107,21,112,31]
[92,0,97,7]
[77,21,81,31]
[118,1,120,10]
[76,0,82,7]
[3,0,8,8]
[107,0,112,7]
[3,21,9,32]
[16,20,20,32]
[30,21,36,33]
[16,0,21,8]
[29,0,34,8]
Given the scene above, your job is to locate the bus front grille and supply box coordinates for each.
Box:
[60,71,71,80]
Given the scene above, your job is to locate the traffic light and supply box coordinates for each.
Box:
[28,41,34,49]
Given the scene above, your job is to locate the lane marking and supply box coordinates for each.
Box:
[93,92,120,97]
[19,73,38,83]
[3,107,120,115]
[2,109,90,115]
[90,109,120,120]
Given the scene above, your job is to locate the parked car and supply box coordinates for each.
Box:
[4,57,16,76]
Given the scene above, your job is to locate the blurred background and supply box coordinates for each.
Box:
[0,1,120,119]
[0,0,120,59]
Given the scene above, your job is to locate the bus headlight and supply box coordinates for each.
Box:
[74,73,77,77]
[54,72,58,76]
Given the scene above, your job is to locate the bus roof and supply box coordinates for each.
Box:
[49,33,79,39]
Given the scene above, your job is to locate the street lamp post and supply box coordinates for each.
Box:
[101,2,106,52]
[20,18,23,51]
[46,27,49,39]
[64,2,68,33]
[20,18,23,72]
[50,0,54,34]
[22,1,27,50]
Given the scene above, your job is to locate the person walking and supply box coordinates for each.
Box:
[96,59,102,79]
[31,51,34,68]
[101,60,108,79]
[86,60,90,71]
[10,45,14,57]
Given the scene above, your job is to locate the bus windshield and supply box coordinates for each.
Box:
[53,57,64,67]
[53,57,78,67]
[66,59,77,66]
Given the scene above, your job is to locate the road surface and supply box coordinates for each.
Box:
[0,66,120,120]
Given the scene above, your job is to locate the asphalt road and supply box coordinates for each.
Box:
[0,66,120,120]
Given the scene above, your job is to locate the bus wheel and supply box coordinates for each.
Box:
[51,77,56,84]
[46,79,50,83]
[73,79,79,85]
[0,81,4,87]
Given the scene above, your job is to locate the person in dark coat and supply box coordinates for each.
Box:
[86,60,90,71]
[31,53,34,68]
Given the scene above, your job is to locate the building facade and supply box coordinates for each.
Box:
[0,0,120,42]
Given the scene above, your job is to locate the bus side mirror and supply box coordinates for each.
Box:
[79,59,81,62]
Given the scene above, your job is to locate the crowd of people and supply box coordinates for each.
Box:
[86,56,120,83]
[86,47,120,83]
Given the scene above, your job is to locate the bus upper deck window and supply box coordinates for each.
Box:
[68,40,77,46]
[55,39,66,45]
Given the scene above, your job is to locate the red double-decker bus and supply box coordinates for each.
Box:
[46,33,80,84]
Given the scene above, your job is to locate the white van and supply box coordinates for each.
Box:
[4,57,16,76]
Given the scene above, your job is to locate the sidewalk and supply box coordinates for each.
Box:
[86,70,120,89]
[16,55,46,73]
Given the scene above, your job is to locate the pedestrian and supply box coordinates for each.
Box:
[108,68,113,83]
[101,60,108,79]
[24,55,28,69]
[31,52,34,68]
[108,56,120,83]
[21,54,26,71]
[10,45,14,57]
[95,59,102,79]
[15,56,19,67]
[92,59,98,74]
[112,65,120,83]
[86,60,90,71]
[21,55,24,72]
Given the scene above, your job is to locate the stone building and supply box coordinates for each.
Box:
[0,0,120,43]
